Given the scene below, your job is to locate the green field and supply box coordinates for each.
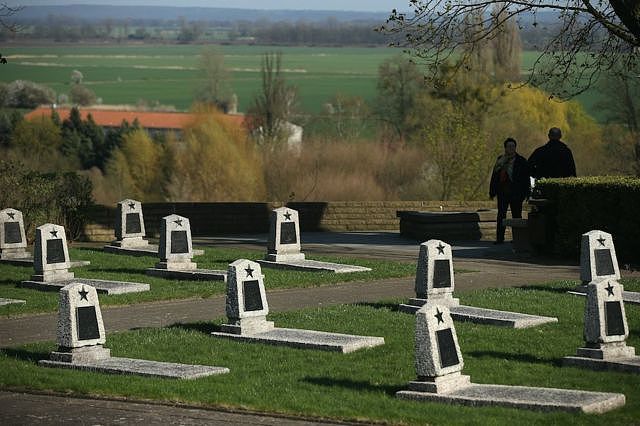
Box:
[0,44,608,121]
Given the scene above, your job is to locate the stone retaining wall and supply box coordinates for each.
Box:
[83,201,497,242]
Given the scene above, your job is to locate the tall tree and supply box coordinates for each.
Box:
[380,0,640,98]
[245,52,298,145]
[194,46,231,111]
[374,55,424,141]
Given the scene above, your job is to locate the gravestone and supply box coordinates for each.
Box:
[400,240,459,311]
[0,208,29,260]
[156,214,196,270]
[111,199,151,248]
[396,302,626,412]
[40,283,229,379]
[580,231,620,284]
[21,224,149,294]
[31,223,74,282]
[259,207,370,273]
[212,259,384,352]
[266,207,304,262]
[145,214,226,281]
[563,280,640,372]
[398,240,557,328]
[220,259,274,335]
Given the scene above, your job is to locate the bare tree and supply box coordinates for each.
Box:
[194,46,231,111]
[380,1,640,98]
[0,3,22,32]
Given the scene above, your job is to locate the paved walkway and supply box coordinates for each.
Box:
[1,231,633,425]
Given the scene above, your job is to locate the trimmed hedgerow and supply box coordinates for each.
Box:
[535,176,640,262]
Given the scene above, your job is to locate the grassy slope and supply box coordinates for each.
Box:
[1,279,639,425]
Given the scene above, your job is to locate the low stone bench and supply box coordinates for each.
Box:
[397,210,505,241]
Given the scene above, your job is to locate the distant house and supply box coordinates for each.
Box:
[24,106,245,139]
[25,106,303,147]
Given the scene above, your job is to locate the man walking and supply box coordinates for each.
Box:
[528,127,576,179]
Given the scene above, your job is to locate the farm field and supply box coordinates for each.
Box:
[1,44,606,121]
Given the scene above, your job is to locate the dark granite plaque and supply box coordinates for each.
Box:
[436,328,459,368]
[605,301,625,336]
[76,306,100,340]
[170,230,189,254]
[433,259,452,288]
[125,213,142,234]
[4,222,22,244]
[46,239,66,264]
[243,280,263,311]
[595,249,615,276]
[280,222,297,245]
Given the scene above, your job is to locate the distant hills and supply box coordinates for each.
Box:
[13,4,392,23]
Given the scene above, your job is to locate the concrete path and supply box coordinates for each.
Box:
[2,231,633,425]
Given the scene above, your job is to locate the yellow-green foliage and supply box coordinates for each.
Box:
[8,116,74,171]
[105,129,166,201]
[167,107,266,201]
[485,85,605,175]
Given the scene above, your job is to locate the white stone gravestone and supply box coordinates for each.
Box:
[563,279,640,372]
[266,207,304,262]
[212,259,383,352]
[40,283,229,379]
[570,230,639,304]
[580,230,620,284]
[0,208,29,260]
[145,214,225,280]
[21,224,149,294]
[32,223,74,282]
[396,302,626,413]
[259,207,370,273]
[110,199,151,249]
[399,240,557,328]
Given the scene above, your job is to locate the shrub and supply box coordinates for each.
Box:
[0,160,94,241]
[535,176,640,262]
[2,80,55,108]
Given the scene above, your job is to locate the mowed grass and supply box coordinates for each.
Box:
[0,245,415,316]
[1,44,609,119]
[1,45,392,113]
[1,279,639,425]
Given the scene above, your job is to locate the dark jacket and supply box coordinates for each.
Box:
[527,140,576,179]
[489,153,530,201]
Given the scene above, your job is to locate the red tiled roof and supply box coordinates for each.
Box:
[24,107,245,130]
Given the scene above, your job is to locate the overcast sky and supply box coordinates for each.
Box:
[9,0,407,12]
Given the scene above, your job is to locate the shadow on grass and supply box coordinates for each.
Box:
[353,301,400,312]
[1,347,50,363]
[302,376,403,395]
[0,279,23,287]
[467,350,562,367]
[515,284,578,294]
[168,321,220,334]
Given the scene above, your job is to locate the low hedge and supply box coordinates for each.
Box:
[535,176,640,263]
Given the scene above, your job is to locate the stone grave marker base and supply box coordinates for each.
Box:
[562,355,640,373]
[40,357,229,379]
[104,244,204,257]
[145,267,226,281]
[20,278,149,294]
[568,285,640,305]
[258,259,371,273]
[396,383,625,413]
[399,300,558,328]
[0,298,26,306]
[212,327,384,353]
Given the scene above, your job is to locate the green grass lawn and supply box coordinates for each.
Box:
[1,279,638,424]
[0,246,415,316]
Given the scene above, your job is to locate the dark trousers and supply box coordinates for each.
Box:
[496,194,523,242]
